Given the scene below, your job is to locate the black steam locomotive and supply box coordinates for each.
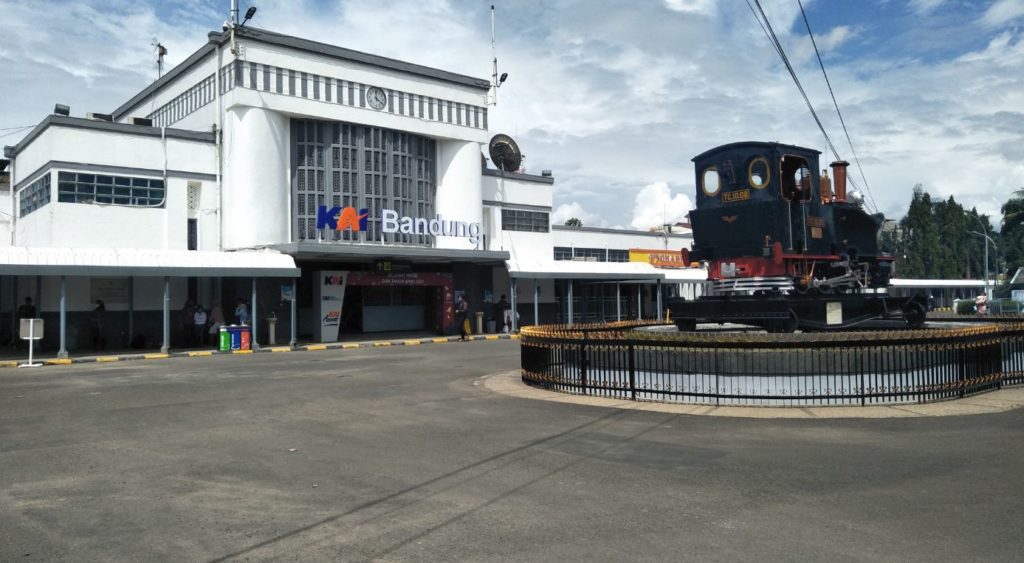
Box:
[668,141,926,332]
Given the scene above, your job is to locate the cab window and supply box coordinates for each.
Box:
[702,166,720,197]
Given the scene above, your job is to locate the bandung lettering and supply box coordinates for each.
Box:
[381,209,481,245]
[316,206,368,231]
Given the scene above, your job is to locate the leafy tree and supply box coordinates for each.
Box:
[1001,188,1024,276]
[898,186,942,278]
[564,217,582,227]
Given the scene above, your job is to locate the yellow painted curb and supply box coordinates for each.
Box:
[510,334,520,340]
[485,335,500,340]
[187,351,213,357]
[306,345,327,351]
[0,361,18,368]
[144,353,169,360]
[268,347,292,353]
[403,340,421,346]
[232,349,254,355]
[46,358,72,365]
[373,342,391,347]
[96,356,120,362]
[341,343,359,349]
[432,338,449,343]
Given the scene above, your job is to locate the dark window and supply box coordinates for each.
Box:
[501,209,550,233]
[187,218,198,250]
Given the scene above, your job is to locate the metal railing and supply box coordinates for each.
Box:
[520,320,1024,406]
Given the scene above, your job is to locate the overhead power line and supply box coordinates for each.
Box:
[746,0,877,213]
[796,0,878,212]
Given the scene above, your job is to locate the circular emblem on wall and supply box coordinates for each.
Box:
[366,86,387,110]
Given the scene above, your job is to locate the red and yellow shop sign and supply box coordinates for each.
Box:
[629,248,687,269]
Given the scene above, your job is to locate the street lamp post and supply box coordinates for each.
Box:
[965,213,995,302]
[969,230,997,302]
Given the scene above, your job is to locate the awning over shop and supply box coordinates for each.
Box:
[506,259,665,280]
[268,242,510,265]
[0,247,300,277]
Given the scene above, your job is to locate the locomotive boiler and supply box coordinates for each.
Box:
[668,141,926,332]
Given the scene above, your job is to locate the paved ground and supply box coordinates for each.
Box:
[2,340,1023,561]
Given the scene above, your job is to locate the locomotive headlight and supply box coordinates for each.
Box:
[848,190,865,207]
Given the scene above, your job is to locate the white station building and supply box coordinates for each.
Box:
[1,24,704,354]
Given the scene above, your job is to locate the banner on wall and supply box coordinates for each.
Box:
[316,271,348,342]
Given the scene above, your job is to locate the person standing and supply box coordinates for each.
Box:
[179,300,195,348]
[234,298,250,325]
[193,305,208,348]
[90,300,106,350]
[496,294,511,332]
[456,295,469,341]
[208,302,225,345]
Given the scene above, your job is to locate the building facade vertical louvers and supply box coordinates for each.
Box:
[292,119,435,245]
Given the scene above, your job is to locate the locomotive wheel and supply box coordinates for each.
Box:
[903,301,927,328]
[782,310,798,333]
[767,311,799,333]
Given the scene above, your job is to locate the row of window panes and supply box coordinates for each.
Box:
[19,174,51,218]
[501,209,550,233]
[56,172,165,207]
[553,247,630,262]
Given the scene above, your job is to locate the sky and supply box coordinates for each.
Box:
[2,0,1022,230]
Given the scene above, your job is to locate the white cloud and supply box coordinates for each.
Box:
[909,0,948,15]
[551,202,603,228]
[630,182,694,231]
[663,0,716,16]
[981,0,1024,27]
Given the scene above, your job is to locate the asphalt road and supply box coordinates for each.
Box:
[1,340,1022,561]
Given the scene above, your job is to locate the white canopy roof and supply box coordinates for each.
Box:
[0,247,300,277]
[890,278,986,288]
[506,259,707,281]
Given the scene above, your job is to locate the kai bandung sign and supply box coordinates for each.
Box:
[316,206,482,245]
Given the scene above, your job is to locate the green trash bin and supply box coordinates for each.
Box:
[218,326,230,352]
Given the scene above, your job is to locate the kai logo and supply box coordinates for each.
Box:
[316,205,369,231]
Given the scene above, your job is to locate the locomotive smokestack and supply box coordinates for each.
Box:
[830,160,850,203]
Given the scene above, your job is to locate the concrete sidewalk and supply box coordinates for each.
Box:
[0,332,520,368]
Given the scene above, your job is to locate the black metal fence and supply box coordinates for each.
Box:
[520,320,1024,406]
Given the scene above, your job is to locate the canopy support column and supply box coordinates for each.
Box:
[58,275,67,358]
[510,278,518,332]
[637,285,642,320]
[128,277,134,348]
[567,280,574,326]
[251,277,258,350]
[161,276,170,353]
[616,282,621,321]
[533,280,539,326]
[656,279,663,321]
[290,278,297,348]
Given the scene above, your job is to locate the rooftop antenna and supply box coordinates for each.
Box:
[153,41,168,79]
[490,5,508,106]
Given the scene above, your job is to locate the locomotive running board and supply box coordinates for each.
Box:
[668,293,927,332]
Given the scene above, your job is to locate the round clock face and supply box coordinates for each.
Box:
[366,86,387,110]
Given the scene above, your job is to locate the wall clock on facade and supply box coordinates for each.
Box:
[367,86,387,110]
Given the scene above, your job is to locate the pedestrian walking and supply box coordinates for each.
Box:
[193,305,208,348]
